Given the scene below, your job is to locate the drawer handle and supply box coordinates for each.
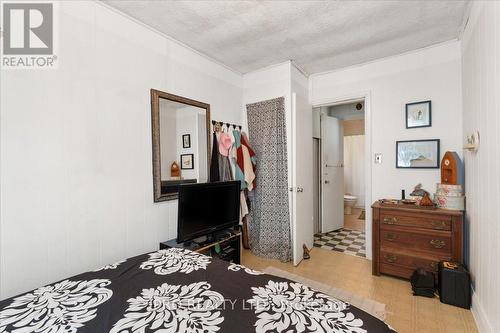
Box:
[383,217,397,225]
[431,221,446,230]
[384,233,397,241]
[383,254,397,263]
[430,239,445,249]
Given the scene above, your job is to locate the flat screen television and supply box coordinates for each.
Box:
[177,181,240,243]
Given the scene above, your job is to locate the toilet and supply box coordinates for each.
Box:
[344,194,358,215]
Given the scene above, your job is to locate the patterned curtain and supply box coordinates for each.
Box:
[246,97,291,262]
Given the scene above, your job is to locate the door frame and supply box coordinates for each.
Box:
[312,91,373,260]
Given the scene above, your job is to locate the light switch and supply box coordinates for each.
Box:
[375,153,382,164]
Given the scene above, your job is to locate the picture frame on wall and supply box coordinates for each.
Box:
[406,100,432,128]
[182,134,191,148]
[180,154,194,169]
[396,139,440,169]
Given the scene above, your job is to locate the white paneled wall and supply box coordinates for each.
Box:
[242,62,314,265]
[311,42,463,199]
[461,2,500,332]
[311,41,463,260]
[0,1,242,299]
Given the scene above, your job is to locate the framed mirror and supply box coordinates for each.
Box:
[151,89,211,202]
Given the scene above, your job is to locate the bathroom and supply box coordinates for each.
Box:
[313,100,366,258]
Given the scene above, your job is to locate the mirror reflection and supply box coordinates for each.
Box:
[151,89,210,202]
[160,99,208,182]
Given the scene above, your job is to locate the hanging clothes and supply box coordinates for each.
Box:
[218,131,232,157]
[228,130,237,179]
[218,132,233,181]
[236,132,257,191]
[241,132,257,167]
[242,145,255,191]
[209,131,220,182]
[240,191,249,218]
[218,156,233,181]
[232,131,247,189]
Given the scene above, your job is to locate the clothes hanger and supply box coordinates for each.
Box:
[212,120,242,133]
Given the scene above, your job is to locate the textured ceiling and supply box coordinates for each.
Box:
[103,0,469,74]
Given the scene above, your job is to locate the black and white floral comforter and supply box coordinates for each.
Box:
[0,248,396,332]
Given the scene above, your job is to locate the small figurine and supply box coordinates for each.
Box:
[410,183,428,197]
[410,183,435,207]
[170,161,180,178]
[419,192,435,206]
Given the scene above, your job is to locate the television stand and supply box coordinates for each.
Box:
[189,234,217,247]
[159,228,241,264]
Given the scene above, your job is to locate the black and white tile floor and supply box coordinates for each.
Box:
[314,228,366,258]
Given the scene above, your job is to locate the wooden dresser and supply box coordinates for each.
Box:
[372,202,464,279]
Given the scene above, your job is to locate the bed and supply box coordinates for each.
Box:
[0,248,396,332]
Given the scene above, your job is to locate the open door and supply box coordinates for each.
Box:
[321,114,344,233]
[291,92,314,266]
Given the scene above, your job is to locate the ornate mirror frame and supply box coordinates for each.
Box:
[150,89,211,202]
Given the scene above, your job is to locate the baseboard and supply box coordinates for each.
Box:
[471,288,493,333]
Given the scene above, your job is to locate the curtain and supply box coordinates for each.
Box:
[246,97,291,262]
[343,135,365,207]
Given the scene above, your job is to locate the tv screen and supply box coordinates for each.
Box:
[177,181,240,243]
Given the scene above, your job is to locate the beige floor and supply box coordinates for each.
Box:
[345,207,365,231]
[241,248,478,333]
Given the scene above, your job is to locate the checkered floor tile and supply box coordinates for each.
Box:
[314,228,366,258]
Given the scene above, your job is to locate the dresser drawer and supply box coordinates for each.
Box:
[380,250,445,273]
[380,210,451,231]
[372,203,463,279]
[379,263,439,280]
[379,263,415,279]
[380,229,451,254]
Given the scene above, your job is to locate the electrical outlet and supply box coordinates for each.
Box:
[375,153,382,164]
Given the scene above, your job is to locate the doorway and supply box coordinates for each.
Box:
[313,100,367,259]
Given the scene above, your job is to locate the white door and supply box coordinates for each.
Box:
[312,138,321,234]
[321,114,344,232]
[291,92,313,266]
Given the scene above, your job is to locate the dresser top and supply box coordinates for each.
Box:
[372,201,463,216]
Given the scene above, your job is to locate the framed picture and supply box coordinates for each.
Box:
[182,134,191,148]
[180,154,194,169]
[406,100,431,128]
[396,139,440,169]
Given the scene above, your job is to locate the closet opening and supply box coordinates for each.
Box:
[313,99,367,259]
